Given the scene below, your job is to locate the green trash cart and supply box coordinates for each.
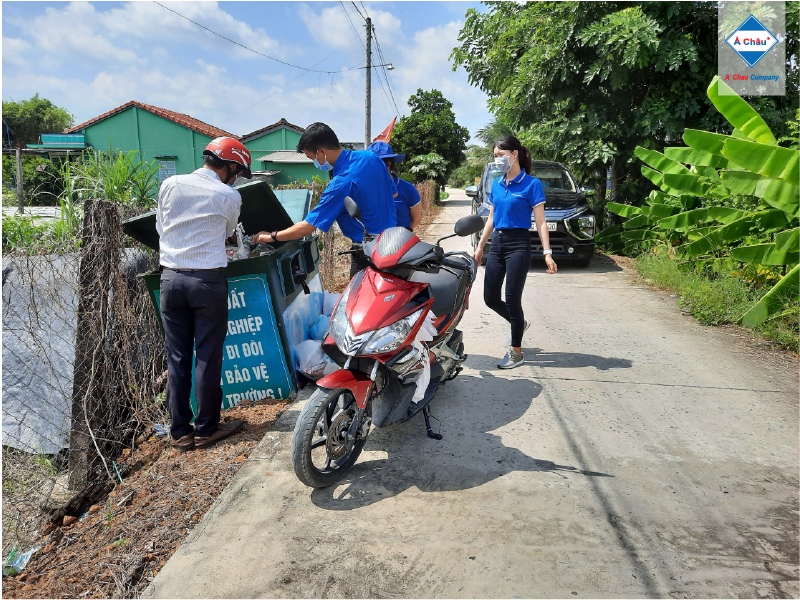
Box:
[122,181,323,407]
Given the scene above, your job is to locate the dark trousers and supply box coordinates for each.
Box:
[484,229,531,348]
[160,269,228,439]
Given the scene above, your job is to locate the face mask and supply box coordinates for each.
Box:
[313,150,333,172]
[494,153,516,173]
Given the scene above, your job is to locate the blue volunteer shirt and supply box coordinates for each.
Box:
[305,149,398,242]
[392,175,421,228]
[489,170,546,230]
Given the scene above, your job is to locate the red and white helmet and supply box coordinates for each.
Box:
[203,137,252,178]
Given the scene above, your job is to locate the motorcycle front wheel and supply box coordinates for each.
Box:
[291,387,369,488]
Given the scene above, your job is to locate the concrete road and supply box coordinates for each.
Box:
[147,189,798,599]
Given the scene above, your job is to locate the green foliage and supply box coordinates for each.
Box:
[391,89,470,185]
[604,76,799,328]
[82,147,160,207]
[1,155,65,206]
[452,1,799,206]
[407,153,448,184]
[2,94,74,146]
[636,252,798,352]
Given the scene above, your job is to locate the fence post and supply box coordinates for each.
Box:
[15,146,23,215]
[68,199,121,489]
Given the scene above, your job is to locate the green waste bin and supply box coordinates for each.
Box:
[122,181,323,407]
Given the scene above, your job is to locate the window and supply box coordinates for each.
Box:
[157,161,176,182]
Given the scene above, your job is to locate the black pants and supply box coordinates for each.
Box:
[160,269,228,439]
[484,229,531,348]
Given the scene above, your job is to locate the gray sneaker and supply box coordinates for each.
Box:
[498,346,524,369]
[503,319,531,347]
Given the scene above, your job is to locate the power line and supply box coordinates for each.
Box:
[217,34,363,126]
[154,1,361,74]
[373,31,401,115]
[350,1,366,20]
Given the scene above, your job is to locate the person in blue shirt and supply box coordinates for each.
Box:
[253,122,397,276]
[367,141,422,230]
[473,135,557,369]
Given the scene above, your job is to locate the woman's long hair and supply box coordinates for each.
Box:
[494,135,532,175]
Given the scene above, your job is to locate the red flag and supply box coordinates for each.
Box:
[372,117,396,143]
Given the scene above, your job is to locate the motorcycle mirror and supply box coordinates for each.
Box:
[344,196,361,219]
[454,214,485,237]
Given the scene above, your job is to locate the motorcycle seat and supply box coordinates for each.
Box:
[408,256,470,319]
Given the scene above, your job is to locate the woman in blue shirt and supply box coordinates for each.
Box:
[367,141,422,230]
[473,135,557,369]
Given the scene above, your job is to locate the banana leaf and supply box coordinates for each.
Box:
[707,207,750,224]
[683,129,731,156]
[594,225,622,243]
[622,214,654,229]
[664,146,729,168]
[607,203,643,218]
[646,190,668,205]
[662,173,709,196]
[722,139,800,186]
[621,229,660,241]
[775,228,799,251]
[645,204,681,219]
[658,208,710,231]
[679,195,701,210]
[756,179,800,218]
[720,170,762,195]
[634,147,692,174]
[741,264,800,327]
[683,231,720,256]
[641,166,667,191]
[707,76,778,145]
[687,226,718,241]
[731,243,800,266]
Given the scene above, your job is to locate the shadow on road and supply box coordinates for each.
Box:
[529,252,622,274]
[309,370,613,511]
[467,351,632,371]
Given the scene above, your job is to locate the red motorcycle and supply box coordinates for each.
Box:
[291,198,484,487]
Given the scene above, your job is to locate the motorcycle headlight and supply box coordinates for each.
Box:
[578,215,595,237]
[358,307,425,356]
[328,282,353,349]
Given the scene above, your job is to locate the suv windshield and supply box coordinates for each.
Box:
[482,166,502,197]
[530,167,576,193]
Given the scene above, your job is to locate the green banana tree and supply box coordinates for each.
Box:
[601,76,799,327]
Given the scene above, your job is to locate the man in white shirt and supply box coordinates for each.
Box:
[156,137,253,451]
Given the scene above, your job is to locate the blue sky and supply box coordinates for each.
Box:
[2,1,491,144]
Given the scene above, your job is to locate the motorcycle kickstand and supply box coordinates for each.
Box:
[422,406,443,440]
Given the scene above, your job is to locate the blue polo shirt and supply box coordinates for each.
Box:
[305,149,398,242]
[392,175,421,228]
[489,171,546,230]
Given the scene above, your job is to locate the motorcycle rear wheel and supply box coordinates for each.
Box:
[291,387,369,488]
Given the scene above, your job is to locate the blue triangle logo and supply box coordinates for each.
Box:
[725,15,778,68]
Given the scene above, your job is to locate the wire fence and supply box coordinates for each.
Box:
[2,199,167,559]
[1,179,441,564]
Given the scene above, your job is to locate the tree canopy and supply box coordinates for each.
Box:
[391,89,470,185]
[2,94,74,147]
[451,1,799,203]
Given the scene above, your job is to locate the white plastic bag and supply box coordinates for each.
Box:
[295,339,328,380]
[233,223,250,261]
[411,340,431,403]
[323,291,341,316]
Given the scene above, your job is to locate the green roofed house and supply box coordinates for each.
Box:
[63,101,242,184]
[241,118,317,186]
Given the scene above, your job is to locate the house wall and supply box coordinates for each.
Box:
[79,106,213,175]
[261,162,319,185]
[242,128,303,157]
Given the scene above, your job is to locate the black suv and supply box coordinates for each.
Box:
[466,160,596,267]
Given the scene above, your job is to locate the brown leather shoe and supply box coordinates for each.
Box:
[170,433,195,452]
[194,420,244,449]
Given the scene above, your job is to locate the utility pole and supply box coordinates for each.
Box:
[365,16,372,148]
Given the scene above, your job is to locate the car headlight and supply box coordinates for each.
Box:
[578,215,595,237]
[358,307,425,356]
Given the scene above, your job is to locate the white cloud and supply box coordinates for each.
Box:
[298,3,402,50]
[2,37,31,68]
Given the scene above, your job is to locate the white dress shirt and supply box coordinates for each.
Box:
[156,168,241,269]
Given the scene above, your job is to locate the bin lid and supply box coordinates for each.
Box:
[122,180,302,251]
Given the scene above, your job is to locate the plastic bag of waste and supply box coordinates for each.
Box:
[309,314,330,341]
[323,291,341,316]
[295,339,328,379]
[2,546,41,577]
[233,223,249,261]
